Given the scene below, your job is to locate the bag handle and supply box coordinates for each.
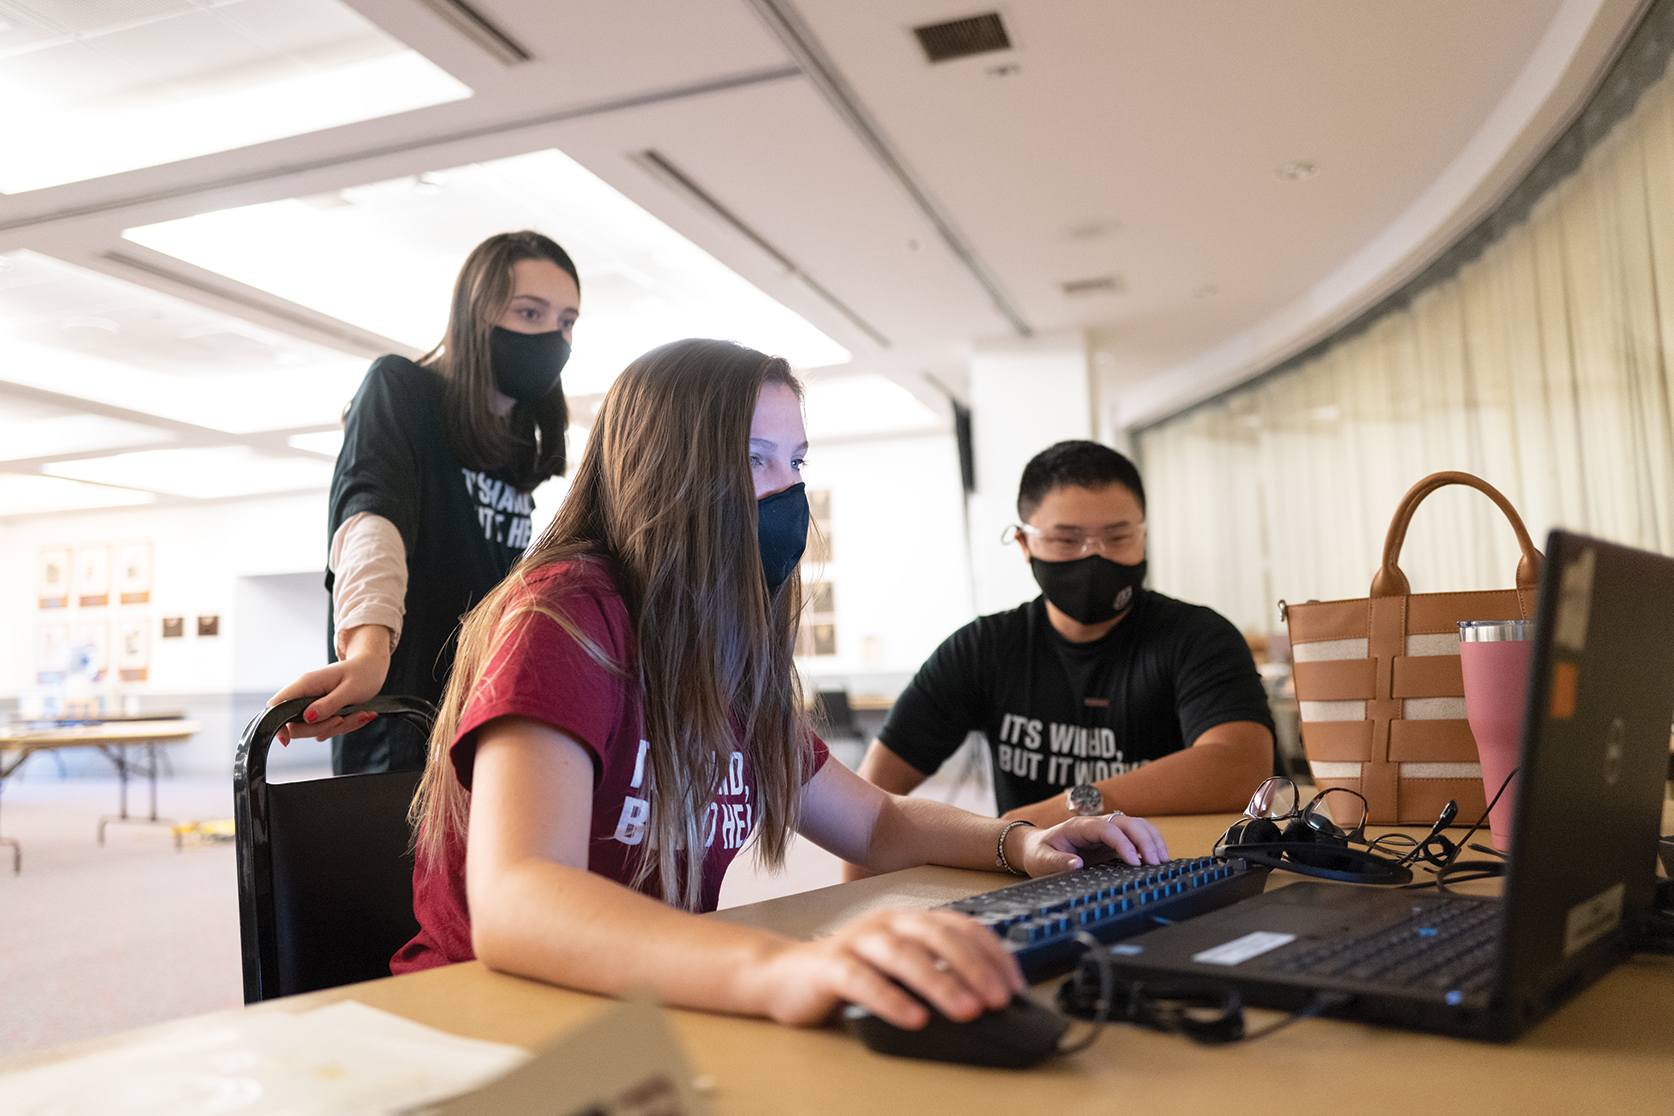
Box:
[1369,471,1542,597]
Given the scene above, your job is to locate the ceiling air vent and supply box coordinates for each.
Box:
[1060,275,1125,298]
[913,13,1011,63]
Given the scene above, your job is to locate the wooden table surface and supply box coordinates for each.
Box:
[5,809,1672,1115]
[0,720,200,752]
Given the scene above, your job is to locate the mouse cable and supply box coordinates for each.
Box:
[1057,945,1352,1046]
[1055,932,1114,1055]
[1235,990,1352,1043]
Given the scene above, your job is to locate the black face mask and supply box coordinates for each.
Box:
[490,326,570,403]
[1030,554,1147,626]
[757,482,809,592]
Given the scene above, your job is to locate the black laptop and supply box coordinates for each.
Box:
[1095,530,1674,1040]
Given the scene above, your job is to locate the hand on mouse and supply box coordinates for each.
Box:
[1015,813,1170,876]
[743,909,1024,1030]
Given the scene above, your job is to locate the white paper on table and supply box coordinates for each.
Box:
[0,1000,529,1116]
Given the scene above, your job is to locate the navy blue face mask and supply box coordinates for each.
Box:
[490,326,570,403]
[757,482,809,592]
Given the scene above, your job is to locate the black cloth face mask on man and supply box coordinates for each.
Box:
[757,482,809,591]
[1030,553,1148,626]
[489,326,571,403]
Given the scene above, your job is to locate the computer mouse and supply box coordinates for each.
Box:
[842,991,1071,1069]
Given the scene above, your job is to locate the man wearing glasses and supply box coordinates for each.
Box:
[851,440,1274,841]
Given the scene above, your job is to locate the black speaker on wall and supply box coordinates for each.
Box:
[953,400,976,493]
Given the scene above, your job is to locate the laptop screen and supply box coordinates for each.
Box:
[1494,529,1674,1025]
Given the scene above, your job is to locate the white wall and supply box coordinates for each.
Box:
[966,330,1094,615]
[795,430,973,695]
[1,492,332,775]
[1,428,986,773]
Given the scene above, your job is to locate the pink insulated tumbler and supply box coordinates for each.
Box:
[1457,619,1535,851]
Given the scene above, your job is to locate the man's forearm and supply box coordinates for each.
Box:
[1002,730,1272,826]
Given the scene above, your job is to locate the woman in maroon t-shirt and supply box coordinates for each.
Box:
[397,338,1171,1031]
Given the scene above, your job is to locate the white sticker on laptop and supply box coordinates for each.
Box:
[1192,931,1297,966]
[1564,881,1624,957]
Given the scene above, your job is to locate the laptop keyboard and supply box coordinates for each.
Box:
[1267,897,1500,992]
[939,856,1269,982]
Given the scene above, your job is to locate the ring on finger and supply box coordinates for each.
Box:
[1108,810,1126,819]
[933,958,950,972]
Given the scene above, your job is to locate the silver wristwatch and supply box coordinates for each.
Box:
[1066,784,1104,816]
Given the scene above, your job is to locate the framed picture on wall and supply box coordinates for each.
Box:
[117,618,150,682]
[35,623,70,684]
[805,489,833,563]
[37,547,70,609]
[795,581,837,658]
[72,622,109,682]
[74,544,111,608]
[117,540,153,605]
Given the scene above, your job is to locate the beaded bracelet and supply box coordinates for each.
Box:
[995,819,1036,876]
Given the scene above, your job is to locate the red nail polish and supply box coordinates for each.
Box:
[304,709,318,723]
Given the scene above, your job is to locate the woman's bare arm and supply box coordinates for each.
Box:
[463,716,1026,1029]
[800,756,1169,878]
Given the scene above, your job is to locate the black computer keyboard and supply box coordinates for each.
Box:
[939,856,1271,982]
[1267,896,1500,991]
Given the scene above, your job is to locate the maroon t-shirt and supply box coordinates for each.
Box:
[392,558,828,973]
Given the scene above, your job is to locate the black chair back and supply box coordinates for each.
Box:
[233,696,437,1003]
[813,689,859,739]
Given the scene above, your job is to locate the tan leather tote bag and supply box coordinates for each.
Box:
[1282,471,1542,824]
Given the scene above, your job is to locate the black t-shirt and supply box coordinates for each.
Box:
[326,356,533,769]
[878,590,1272,815]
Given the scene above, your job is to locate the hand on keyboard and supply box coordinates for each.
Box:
[1016,813,1170,876]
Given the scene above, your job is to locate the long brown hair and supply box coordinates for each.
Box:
[413,338,813,909]
[422,231,578,489]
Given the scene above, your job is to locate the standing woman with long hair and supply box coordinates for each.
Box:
[270,231,581,773]
[391,338,1169,1028]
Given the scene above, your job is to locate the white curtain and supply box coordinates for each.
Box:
[1140,58,1674,633]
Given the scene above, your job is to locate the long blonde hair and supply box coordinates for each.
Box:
[412,338,813,908]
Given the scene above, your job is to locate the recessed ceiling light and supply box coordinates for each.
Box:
[986,64,1021,78]
[0,0,470,194]
[289,430,345,458]
[46,447,336,500]
[60,317,121,334]
[0,412,175,463]
[0,473,156,518]
[1276,161,1319,182]
[0,251,367,433]
[124,148,852,394]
